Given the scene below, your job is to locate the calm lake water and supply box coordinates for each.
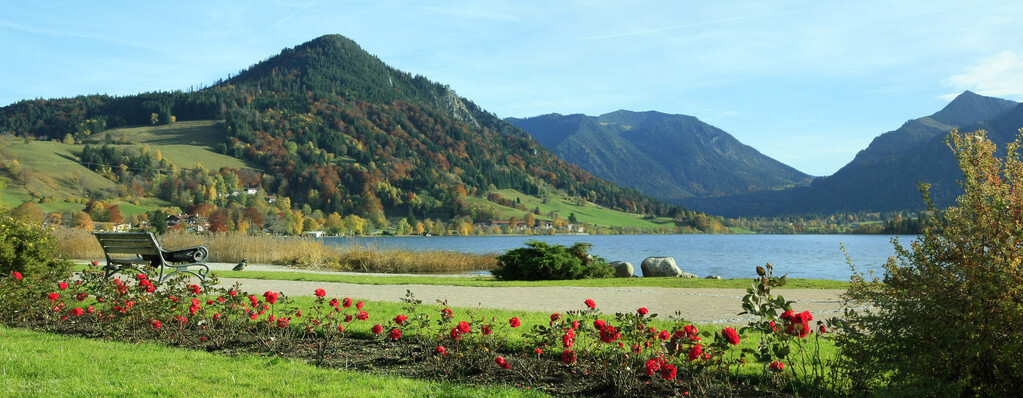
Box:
[321,234,914,281]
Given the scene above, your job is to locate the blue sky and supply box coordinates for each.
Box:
[4,1,1023,176]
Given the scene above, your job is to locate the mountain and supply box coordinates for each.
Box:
[507,110,812,203]
[686,91,1021,216]
[0,34,695,228]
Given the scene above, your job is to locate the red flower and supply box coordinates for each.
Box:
[228,290,237,296]
[356,301,364,309]
[175,315,188,324]
[441,308,453,318]
[394,314,408,325]
[723,327,740,345]
[48,292,60,302]
[213,313,221,320]
[769,361,785,372]
[371,324,384,334]
[661,364,677,380]
[495,356,510,369]
[277,317,290,328]
[337,325,345,333]
[818,323,827,334]
[136,273,147,280]
[356,310,369,321]
[456,321,471,334]
[561,350,577,364]
[295,310,302,317]
[688,344,703,361]
[91,261,99,266]
[645,358,664,376]
[599,325,620,343]
[481,324,492,335]
[550,313,561,322]
[189,284,201,295]
[87,306,95,314]
[11,271,22,281]
[70,307,85,317]
[435,345,447,356]
[263,291,279,304]
[509,317,521,328]
[314,288,326,298]
[584,299,596,309]
[571,320,580,330]
[593,319,606,330]
[534,348,543,355]
[151,320,162,329]
[249,295,258,306]
[659,330,670,340]
[637,307,649,315]
[449,328,463,340]
[389,328,402,340]
[76,293,89,302]
[58,281,69,290]
[562,331,575,348]
[344,314,353,322]
[342,297,353,308]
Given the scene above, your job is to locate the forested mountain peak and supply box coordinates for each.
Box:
[929,90,1018,127]
[508,110,812,203]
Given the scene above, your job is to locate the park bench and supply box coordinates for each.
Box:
[94,232,210,285]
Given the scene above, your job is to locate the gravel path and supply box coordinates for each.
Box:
[207,263,849,325]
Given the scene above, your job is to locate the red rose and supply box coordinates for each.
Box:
[389,328,402,340]
[58,281,68,290]
[688,343,703,361]
[456,321,471,334]
[593,319,606,330]
[48,292,60,302]
[637,307,649,315]
[534,348,543,355]
[277,317,290,328]
[723,327,740,345]
[342,297,352,308]
[314,288,326,297]
[661,364,677,380]
[562,332,574,348]
[394,314,408,325]
[645,358,663,376]
[481,324,492,335]
[435,345,447,356]
[356,301,364,309]
[263,291,279,304]
[371,324,384,334]
[441,308,453,318]
[356,310,369,321]
[337,325,344,333]
[248,295,258,306]
[344,314,353,322]
[561,350,577,364]
[76,293,89,302]
[189,284,201,295]
[12,271,22,281]
[228,290,237,296]
[599,325,620,343]
[584,299,596,309]
[70,307,85,317]
[818,323,827,334]
[550,313,561,322]
[509,317,521,328]
[769,361,785,372]
[495,356,510,369]
[151,320,162,329]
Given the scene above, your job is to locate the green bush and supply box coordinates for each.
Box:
[492,240,613,280]
[839,130,1023,396]
[0,208,72,277]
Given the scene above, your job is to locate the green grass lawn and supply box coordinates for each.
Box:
[465,188,678,231]
[0,325,547,398]
[210,269,850,290]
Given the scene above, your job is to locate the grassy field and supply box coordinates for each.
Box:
[465,188,678,231]
[0,140,117,208]
[87,120,256,170]
[209,269,850,290]
[0,325,545,398]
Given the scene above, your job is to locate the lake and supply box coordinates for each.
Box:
[321,234,913,281]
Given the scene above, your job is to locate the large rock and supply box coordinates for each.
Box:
[610,261,634,278]
[641,257,696,278]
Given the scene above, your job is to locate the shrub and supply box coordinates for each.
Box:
[0,208,73,277]
[840,130,1023,396]
[492,240,613,280]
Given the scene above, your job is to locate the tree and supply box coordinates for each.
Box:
[73,211,94,231]
[11,201,44,224]
[524,213,536,228]
[840,130,1023,396]
[343,214,366,235]
[108,205,123,225]
[395,218,412,235]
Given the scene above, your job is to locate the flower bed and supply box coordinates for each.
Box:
[0,261,836,396]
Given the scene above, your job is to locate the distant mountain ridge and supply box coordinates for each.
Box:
[507,110,812,203]
[683,91,1021,216]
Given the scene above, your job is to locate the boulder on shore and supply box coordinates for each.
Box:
[610,261,634,278]
[641,257,696,278]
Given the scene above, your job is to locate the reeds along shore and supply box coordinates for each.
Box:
[52,228,497,274]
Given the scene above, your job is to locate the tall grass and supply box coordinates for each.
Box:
[54,228,496,273]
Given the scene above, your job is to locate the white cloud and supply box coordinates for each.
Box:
[943,50,1023,100]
